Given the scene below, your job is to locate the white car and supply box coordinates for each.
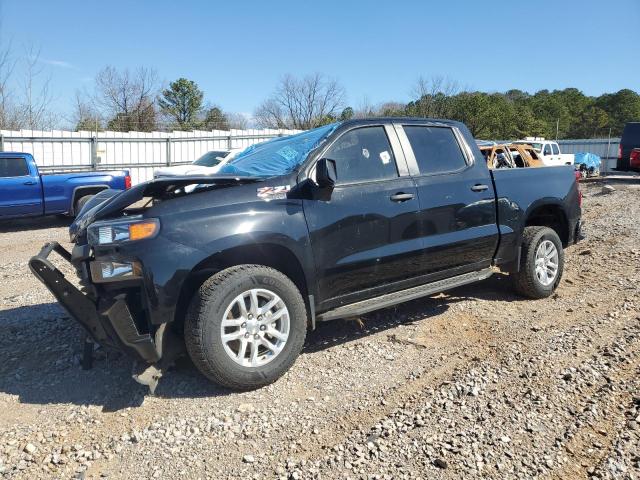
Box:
[513,139,574,167]
[154,148,244,178]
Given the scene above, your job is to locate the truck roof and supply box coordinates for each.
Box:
[339,117,463,128]
[0,151,32,157]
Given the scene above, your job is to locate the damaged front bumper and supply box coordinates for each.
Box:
[30,241,163,364]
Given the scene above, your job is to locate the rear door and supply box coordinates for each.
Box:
[303,124,423,307]
[0,156,43,218]
[395,123,499,277]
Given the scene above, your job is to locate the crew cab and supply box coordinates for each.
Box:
[30,119,583,392]
[513,138,575,167]
[0,152,130,220]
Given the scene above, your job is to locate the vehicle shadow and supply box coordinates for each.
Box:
[0,274,522,411]
[0,216,72,233]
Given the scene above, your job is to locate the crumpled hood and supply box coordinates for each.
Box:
[69,175,263,242]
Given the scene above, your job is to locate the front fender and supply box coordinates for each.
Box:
[138,197,315,324]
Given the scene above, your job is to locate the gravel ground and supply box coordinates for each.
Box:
[0,181,639,480]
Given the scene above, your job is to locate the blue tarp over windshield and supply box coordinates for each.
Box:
[219,123,339,177]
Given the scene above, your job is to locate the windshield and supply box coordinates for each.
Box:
[193,151,229,167]
[219,123,339,177]
[515,141,542,152]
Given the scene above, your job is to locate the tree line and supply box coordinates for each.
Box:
[0,38,638,138]
[72,68,248,132]
[253,75,640,140]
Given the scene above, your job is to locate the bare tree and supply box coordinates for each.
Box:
[409,75,460,118]
[72,89,102,131]
[0,38,20,129]
[226,112,249,130]
[19,44,56,129]
[93,66,158,131]
[254,73,345,129]
[353,95,376,119]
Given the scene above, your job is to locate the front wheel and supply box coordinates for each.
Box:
[184,265,307,390]
[511,226,565,299]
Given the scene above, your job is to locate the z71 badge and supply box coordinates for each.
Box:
[257,185,291,201]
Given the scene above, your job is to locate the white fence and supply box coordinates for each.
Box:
[557,138,620,172]
[0,128,300,185]
[0,129,623,184]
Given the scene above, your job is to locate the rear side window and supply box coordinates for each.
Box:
[325,126,398,184]
[552,144,560,155]
[403,126,467,175]
[0,157,29,177]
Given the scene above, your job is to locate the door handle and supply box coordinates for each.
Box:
[470,184,489,192]
[23,180,37,185]
[390,192,414,202]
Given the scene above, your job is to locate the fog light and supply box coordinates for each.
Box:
[90,261,142,283]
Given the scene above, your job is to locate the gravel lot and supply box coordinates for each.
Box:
[1,181,639,480]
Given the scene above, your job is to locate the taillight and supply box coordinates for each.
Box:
[125,175,132,190]
[618,144,622,159]
[575,172,582,207]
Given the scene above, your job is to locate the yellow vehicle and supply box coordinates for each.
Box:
[478,143,544,169]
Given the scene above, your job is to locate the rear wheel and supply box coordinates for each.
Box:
[184,265,307,390]
[511,226,564,299]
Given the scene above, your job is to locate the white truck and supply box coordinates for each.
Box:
[513,138,574,167]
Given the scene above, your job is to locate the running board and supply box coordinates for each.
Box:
[317,268,493,321]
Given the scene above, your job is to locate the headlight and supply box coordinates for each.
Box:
[88,218,160,245]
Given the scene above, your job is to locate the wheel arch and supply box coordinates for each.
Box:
[524,202,569,247]
[173,243,310,331]
[70,185,110,215]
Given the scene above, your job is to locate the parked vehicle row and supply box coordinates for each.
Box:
[0,152,130,220]
[30,117,583,392]
[512,139,575,167]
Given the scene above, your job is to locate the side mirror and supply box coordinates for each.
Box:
[315,158,337,188]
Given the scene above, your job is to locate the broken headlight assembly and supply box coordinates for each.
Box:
[87,218,160,246]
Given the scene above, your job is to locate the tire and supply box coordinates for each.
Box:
[184,265,307,390]
[74,194,93,217]
[511,226,564,299]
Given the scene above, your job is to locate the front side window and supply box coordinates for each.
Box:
[403,126,467,175]
[543,144,552,156]
[324,126,397,184]
[0,158,29,177]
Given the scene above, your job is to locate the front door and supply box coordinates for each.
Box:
[303,125,422,308]
[0,156,42,218]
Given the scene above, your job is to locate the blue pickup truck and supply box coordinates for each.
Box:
[0,152,130,220]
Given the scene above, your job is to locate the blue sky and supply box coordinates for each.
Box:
[1,0,638,125]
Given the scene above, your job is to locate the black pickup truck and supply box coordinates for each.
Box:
[30,118,583,392]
